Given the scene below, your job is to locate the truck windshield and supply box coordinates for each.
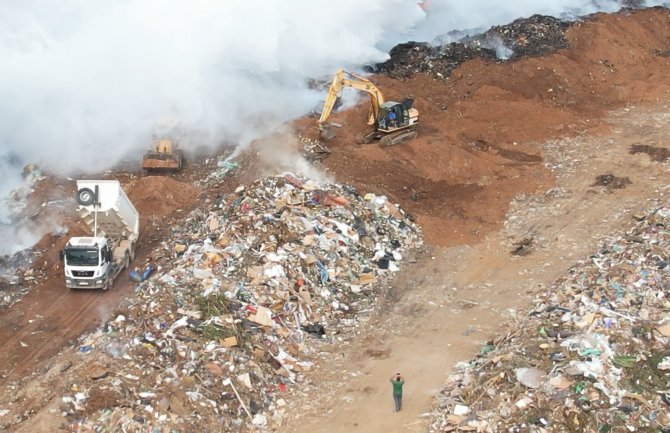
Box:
[65,248,99,266]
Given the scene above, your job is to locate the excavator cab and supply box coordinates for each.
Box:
[378,102,410,132]
[368,99,419,147]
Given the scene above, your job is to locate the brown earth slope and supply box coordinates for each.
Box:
[297,7,670,245]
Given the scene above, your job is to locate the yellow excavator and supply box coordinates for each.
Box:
[317,69,419,147]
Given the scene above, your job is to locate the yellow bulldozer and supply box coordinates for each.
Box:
[141,138,184,172]
[317,69,419,147]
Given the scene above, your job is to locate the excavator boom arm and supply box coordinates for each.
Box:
[317,69,386,128]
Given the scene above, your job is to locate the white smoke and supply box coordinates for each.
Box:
[0,0,423,177]
[0,0,423,254]
[0,0,667,254]
[480,34,515,60]
[410,0,669,43]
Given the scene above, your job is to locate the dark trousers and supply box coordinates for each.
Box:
[393,393,402,412]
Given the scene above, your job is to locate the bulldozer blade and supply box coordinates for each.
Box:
[142,154,183,172]
[142,161,180,171]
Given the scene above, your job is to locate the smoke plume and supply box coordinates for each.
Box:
[1,0,667,254]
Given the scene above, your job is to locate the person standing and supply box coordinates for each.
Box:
[390,373,405,412]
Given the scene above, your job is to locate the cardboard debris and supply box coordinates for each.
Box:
[656,323,670,338]
[251,306,274,327]
[221,336,238,347]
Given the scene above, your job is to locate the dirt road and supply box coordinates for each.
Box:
[284,104,670,433]
[0,279,135,384]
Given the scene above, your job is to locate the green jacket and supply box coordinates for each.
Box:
[390,378,405,396]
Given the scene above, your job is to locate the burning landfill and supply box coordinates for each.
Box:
[1,4,670,433]
[375,15,572,79]
[5,173,422,432]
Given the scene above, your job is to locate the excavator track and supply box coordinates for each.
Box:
[379,129,418,147]
[357,131,382,144]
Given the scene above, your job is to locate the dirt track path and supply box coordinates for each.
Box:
[0,261,140,385]
[283,104,670,433]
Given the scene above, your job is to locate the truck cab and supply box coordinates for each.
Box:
[63,237,117,289]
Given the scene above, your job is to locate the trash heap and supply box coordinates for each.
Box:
[375,14,571,79]
[59,174,422,432]
[0,164,50,309]
[430,201,670,432]
[389,5,668,81]
[0,250,48,309]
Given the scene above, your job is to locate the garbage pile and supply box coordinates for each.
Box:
[375,14,571,79]
[57,174,422,432]
[374,41,497,80]
[0,250,49,309]
[430,201,670,432]
[0,164,50,309]
[463,15,570,59]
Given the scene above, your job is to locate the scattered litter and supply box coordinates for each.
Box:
[592,173,632,191]
[431,200,670,433]
[129,265,155,283]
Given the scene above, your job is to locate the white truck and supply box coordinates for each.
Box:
[62,180,139,290]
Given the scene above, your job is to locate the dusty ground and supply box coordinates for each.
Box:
[0,6,669,432]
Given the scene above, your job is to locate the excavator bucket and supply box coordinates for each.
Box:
[318,123,337,140]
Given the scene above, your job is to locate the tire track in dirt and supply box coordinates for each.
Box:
[0,276,135,385]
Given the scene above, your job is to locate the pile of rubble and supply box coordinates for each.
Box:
[377,5,670,80]
[374,41,497,79]
[0,250,50,309]
[0,165,51,309]
[375,15,571,79]
[464,15,571,59]
[430,200,670,432]
[48,174,422,432]
[299,136,330,164]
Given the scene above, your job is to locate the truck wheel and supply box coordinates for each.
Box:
[130,243,136,261]
[123,252,130,270]
[75,188,96,206]
[103,278,112,291]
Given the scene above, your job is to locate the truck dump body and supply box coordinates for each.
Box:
[76,180,139,241]
[64,180,139,290]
